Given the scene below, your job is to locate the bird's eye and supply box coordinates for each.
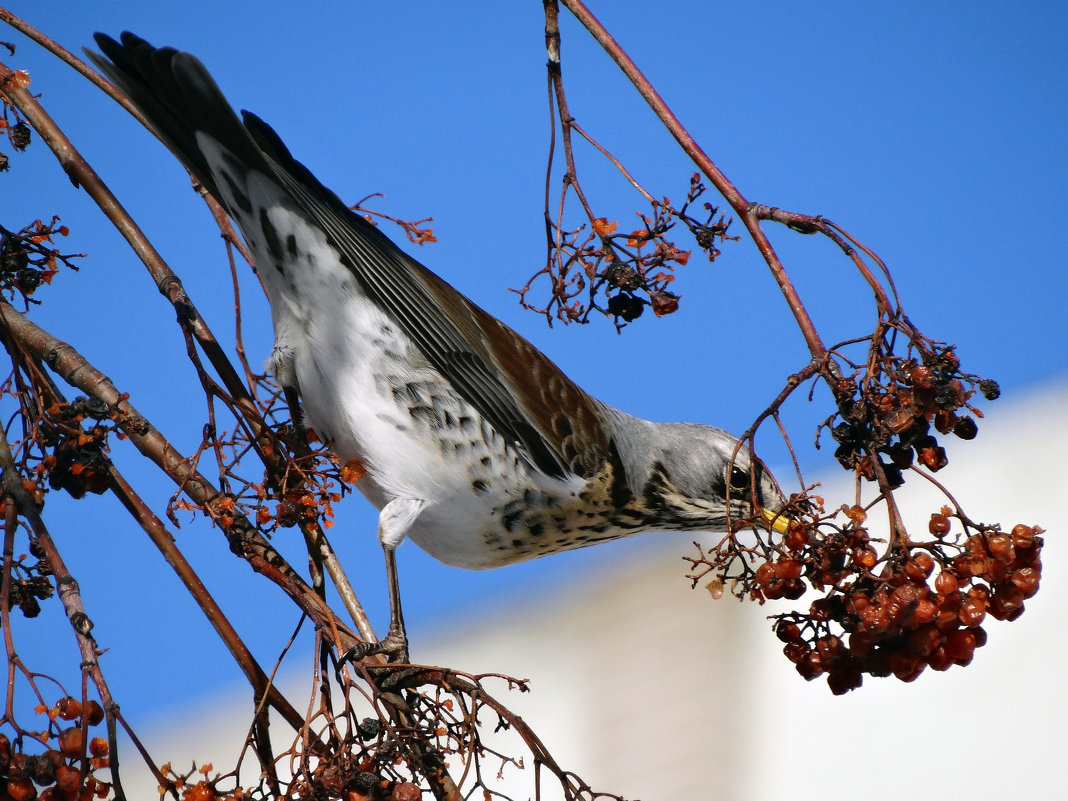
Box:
[728,465,749,493]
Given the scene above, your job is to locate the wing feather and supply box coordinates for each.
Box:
[89,32,614,480]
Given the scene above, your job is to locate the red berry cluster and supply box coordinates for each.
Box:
[771,514,1043,694]
[830,346,998,489]
[686,494,1044,694]
[1,696,111,801]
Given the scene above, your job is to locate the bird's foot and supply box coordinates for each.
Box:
[340,629,410,667]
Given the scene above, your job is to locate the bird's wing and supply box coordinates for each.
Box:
[88,31,612,480]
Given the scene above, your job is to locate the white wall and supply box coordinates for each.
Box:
[128,380,1066,800]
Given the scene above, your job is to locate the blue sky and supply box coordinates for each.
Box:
[3,0,1066,748]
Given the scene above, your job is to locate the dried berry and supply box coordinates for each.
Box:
[357,717,381,741]
[953,415,978,440]
[10,121,31,151]
[603,262,640,290]
[650,291,679,317]
[606,292,643,321]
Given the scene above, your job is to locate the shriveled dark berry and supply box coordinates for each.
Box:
[953,415,978,440]
[834,443,860,469]
[978,379,1001,400]
[603,262,641,290]
[882,441,914,468]
[831,422,856,444]
[1,242,29,273]
[880,461,905,488]
[934,382,961,408]
[606,292,644,321]
[15,268,42,293]
[10,121,31,151]
[357,717,381,741]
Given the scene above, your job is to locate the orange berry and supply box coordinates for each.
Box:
[827,667,863,695]
[55,697,82,721]
[934,571,958,595]
[777,559,803,579]
[919,445,948,471]
[183,781,215,801]
[7,777,36,801]
[83,701,104,726]
[907,598,938,626]
[57,727,84,757]
[775,620,801,643]
[784,523,809,551]
[890,651,925,682]
[1010,524,1035,549]
[56,764,81,793]
[845,504,868,522]
[1011,567,1040,597]
[908,625,943,657]
[88,737,108,758]
[927,645,954,671]
[905,554,934,581]
[853,546,878,570]
[783,641,809,663]
[987,534,1015,564]
[945,629,976,662]
[959,599,986,627]
[796,650,824,681]
[929,513,951,536]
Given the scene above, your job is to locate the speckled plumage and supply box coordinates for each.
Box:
[89,32,785,656]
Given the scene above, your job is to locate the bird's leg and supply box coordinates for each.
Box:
[340,547,411,664]
[281,383,313,459]
[379,545,409,661]
[340,498,426,665]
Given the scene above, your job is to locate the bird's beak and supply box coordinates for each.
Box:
[762,506,791,534]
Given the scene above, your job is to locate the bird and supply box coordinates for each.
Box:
[88,31,787,661]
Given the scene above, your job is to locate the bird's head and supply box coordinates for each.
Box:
[625,421,789,534]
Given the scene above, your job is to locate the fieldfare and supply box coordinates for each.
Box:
[89,32,787,661]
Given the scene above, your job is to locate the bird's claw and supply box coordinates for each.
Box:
[339,630,410,668]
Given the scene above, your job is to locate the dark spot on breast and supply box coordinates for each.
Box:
[501,504,522,532]
[285,233,298,257]
[409,405,440,428]
[523,488,546,507]
[472,479,489,494]
[220,172,252,216]
[258,208,284,261]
